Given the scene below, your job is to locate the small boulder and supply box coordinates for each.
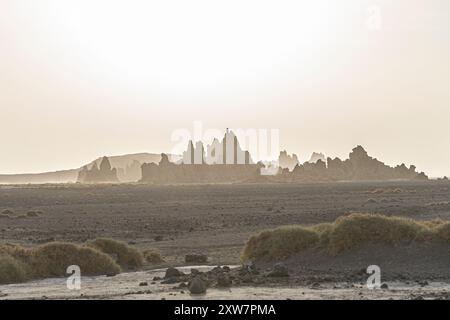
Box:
[222,266,231,272]
[418,280,429,287]
[165,267,183,279]
[381,283,389,290]
[217,274,232,288]
[188,277,207,294]
[190,268,201,276]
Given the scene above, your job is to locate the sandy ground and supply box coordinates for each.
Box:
[0,181,449,299]
[1,266,449,300]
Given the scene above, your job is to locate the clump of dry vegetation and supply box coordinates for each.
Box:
[0,238,159,284]
[0,241,123,284]
[241,213,450,262]
[143,249,165,264]
[85,238,144,270]
[0,255,28,284]
[31,242,121,278]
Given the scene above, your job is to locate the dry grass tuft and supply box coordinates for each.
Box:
[86,238,144,270]
[31,242,121,278]
[0,239,162,284]
[241,213,450,262]
[241,226,319,262]
[143,249,165,264]
[0,255,28,284]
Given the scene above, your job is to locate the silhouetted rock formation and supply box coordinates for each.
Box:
[142,154,263,184]
[308,152,326,164]
[279,146,428,182]
[204,129,253,165]
[117,160,142,182]
[278,150,299,172]
[77,156,119,183]
[141,130,261,184]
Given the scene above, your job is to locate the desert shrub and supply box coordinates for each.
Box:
[0,255,28,284]
[86,238,144,270]
[241,226,319,262]
[143,249,165,264]
[31,242,121,278]
[0,243,34,277]
[241,213,450,262]
[435,222,450,242]
[309,223,333,247]
[328,214,424,254]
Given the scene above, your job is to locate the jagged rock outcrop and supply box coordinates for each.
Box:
[141,130,261,184]
[77,156,119,183]
[141,153,263,184]
[280,146,428,182]
[278,150,299,172]
[308,152,326,164]
[143,144,427,184]
[116,160,142,182]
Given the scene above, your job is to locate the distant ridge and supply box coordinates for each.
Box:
[0,153,170,184]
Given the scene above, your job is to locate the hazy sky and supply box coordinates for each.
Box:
[1,0,449,177]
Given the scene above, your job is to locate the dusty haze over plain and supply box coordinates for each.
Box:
[0,0,449,177]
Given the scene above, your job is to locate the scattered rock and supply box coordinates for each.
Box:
[188,277,207,294]
[190,268,201,276]
[217,274,232,287]
[381,283,389,290]
[139,282,148,286]
[418,280,429,287]
[164,267,183,279]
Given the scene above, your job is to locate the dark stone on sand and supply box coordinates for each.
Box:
[165,267,183,279]
[188,277,207,294]
[217,274,232,287]
[418,280,429,287]
[139,282,148,286]
[190,268,201,276]
[381,283,389,290]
